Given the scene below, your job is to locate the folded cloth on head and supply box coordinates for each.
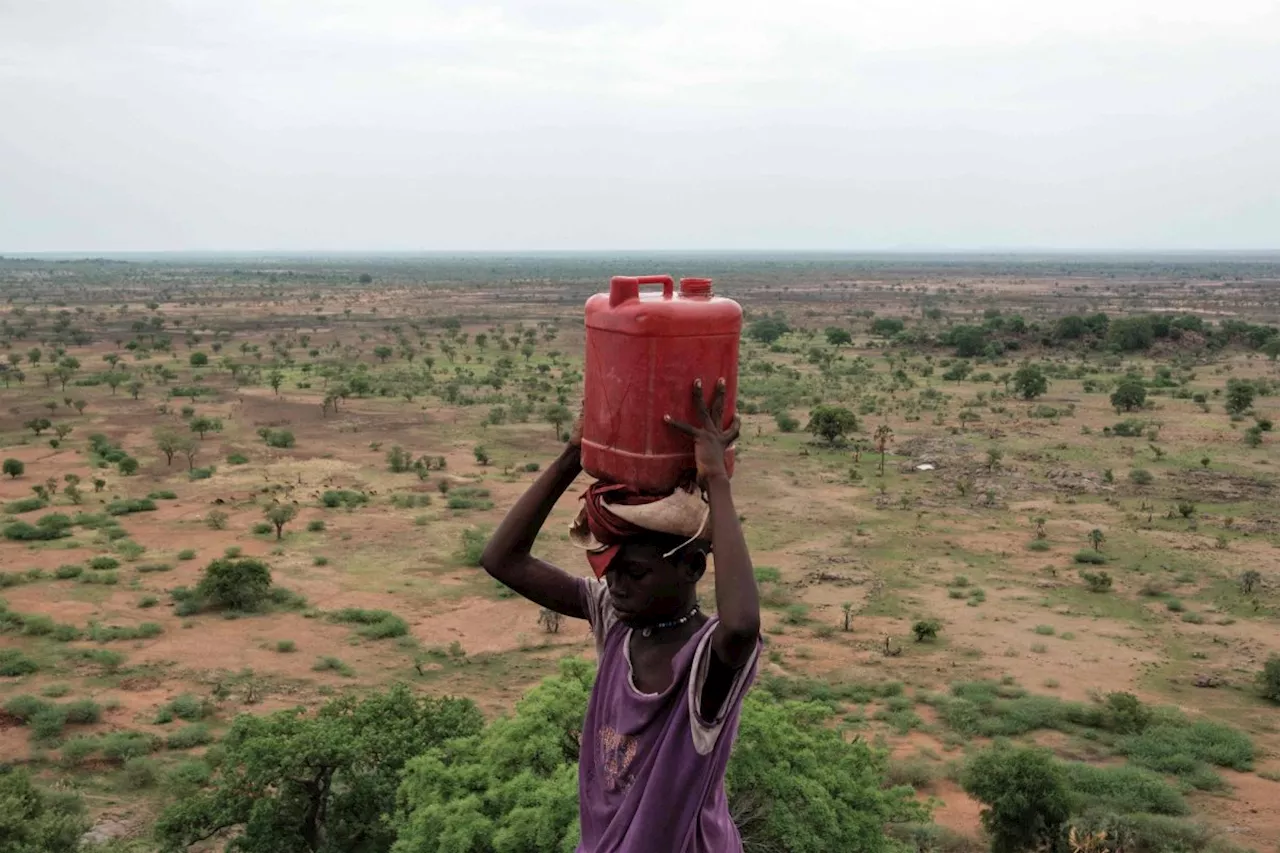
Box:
[570,480,711,577]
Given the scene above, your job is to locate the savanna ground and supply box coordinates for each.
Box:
[2,253,1279,851]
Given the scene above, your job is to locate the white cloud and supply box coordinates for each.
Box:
[1,0,1277,250]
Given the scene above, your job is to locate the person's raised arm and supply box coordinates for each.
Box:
[666,379,760,669]
[480,427,587,619]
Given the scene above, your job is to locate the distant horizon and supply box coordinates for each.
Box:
[5,248,1280,262]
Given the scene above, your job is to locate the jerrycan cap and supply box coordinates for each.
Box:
[679,278,713,297]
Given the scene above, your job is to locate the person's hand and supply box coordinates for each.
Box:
[568,401,584,448]
[665,378,740,484]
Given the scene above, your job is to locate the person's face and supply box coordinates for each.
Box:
[605,542,696,625]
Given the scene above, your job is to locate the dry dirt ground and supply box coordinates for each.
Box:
[2,261,1279,850]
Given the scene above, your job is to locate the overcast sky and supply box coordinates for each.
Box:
[1,0,1277,252]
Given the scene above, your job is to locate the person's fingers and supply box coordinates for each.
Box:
[710,378,725,425]
[664,415,698,436]
[692,378,711,426]
[725,415,741,444]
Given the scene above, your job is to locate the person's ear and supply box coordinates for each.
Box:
[681,551,707,584]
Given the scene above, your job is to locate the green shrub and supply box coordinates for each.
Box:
[306,519,326,532]
[189,466,217,480]
[312,656,354,676]
[276,639,296,653]
[177,549,197,560]
[0,648,40,676]
[226,452,249,465]
[138,595,159,608]
[106,498,157,516]
[167,694,211,722]
[166,723,213,750]
[912,619,941,642]
[196,557,273,611]
[123,756,159,789]
[88,555,120,570]
[961,745,1070,853]
[78,570,118,585]
[1079,570,1113,592]
[63,699,102,724]
[54,564,83,579]
[41,684,70,698]
[1074,550,1106,565]
[31,706,68,740]
[148,490,179,500]
[1165,598,1185,612]
[137,562,173,573]
[330,608,409,639]
[754,565,782,583]
[100,731,158,763]
[5,497,48,514]
[1027,539,1051,552]
[60,736,100,766]
[1258,655,1280,702]
[258,428,296,448]
[251,521,273,535]
[320,489,367,509]
[447,486,494,511]
[457,527,488,567]
[1060,761,1187,816]
[1129,468,1154,485]
[1121,720,1254,782]
[77,648,125,672]
[4,694,53,721]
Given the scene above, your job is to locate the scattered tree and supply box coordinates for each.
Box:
[1088,528,1105,551]
[1011,364,1049,400]
[189,416,222,440]
[0,769,87,853]
[961,745,1070,853]
[154,427,183,465]
[1240,570,1262,595]
[874,424,894,476]
[911,619,941,642]
[2,458,23,479]
[1225,380,1256,415]
[1110,381,1147,412]
[197,557,273,611]
[264,503,298,541]
[824,327,852,347]
[805,405,857,445]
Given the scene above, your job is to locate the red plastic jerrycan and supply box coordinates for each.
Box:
[582,275,742,492]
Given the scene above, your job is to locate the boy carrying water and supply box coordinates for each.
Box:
[481,378,761,853]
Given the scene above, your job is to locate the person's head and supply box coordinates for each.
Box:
[605,533,709,626]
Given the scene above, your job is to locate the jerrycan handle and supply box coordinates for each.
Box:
[609,275,674,307]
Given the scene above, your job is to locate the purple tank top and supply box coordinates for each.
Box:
[577,579,760,853]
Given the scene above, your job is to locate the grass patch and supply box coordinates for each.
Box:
[329,608,410,639]
[312,656,354,677]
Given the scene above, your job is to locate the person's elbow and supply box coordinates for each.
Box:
[479,542,506,578]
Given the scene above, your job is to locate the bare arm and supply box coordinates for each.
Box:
[479,443,587,619]
[666,379,761,669]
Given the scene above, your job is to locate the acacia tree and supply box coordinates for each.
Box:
[962,746,1070,853]
[154,427,183,466]
[3,458,24,478]
[1011,364,1049,400]
[544,404,572,440]
[806,405,857,445]
[1110,381,1147,412]
[156,686,482,853]
[264,503,298,540]
[1088,528,1105,551]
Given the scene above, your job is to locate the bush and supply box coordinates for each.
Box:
[312,656,354,676]
[1074,550,1107,565]
[6,496,47,514]
[205,509,229,530]
[2,458,25,478]
[166,723,214,750]
[0,648,40,676]
[911,619,941,642]
[138,595,159,608]
[177,549,197,560]
[0,768,89,852]
[1258,655,1280,702]
[806,405,858,444]
[88,555,120,570]
[138,562,173,574]
[321,489,367,509]
[99,731,158,763]
[446,486,493,511]
[961,745,1070,853]
[276,639,296,653]
[251,521,273,535]
[123,756,159,789]
[258,428,296,448]
[148,490,178,500]
[226,452,249,465]
[1060,761,1187,816]
[31,706,68,740]
[457,526,488,566]
[775,412,800,432]
[54,564,83,579]
[4,694,53,721]
[62,699,103,725]
[330,608,409,639]
[1079,570,1113,592]
[1120,720,1254,780]
[306,519,325,532]
[189,465,216,480]
[196,557,273,611]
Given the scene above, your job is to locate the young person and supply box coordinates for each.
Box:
[481,379,761,853]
